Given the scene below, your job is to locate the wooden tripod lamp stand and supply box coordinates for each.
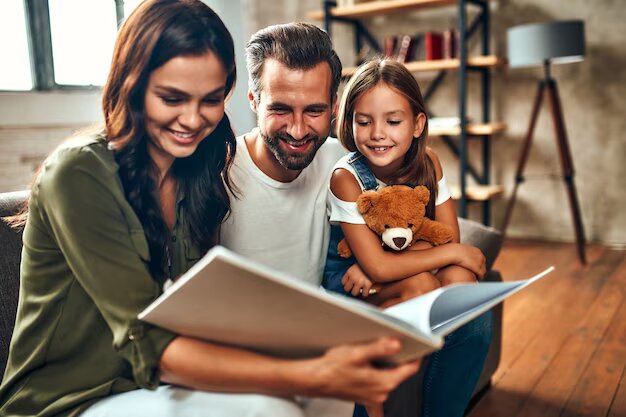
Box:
[501,20,587,264]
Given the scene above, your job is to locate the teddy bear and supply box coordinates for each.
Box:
[337,185,454,258]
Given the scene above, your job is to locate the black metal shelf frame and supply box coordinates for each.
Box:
[321,0,495,225]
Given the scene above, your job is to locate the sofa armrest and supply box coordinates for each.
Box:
[0,190,29,379]
[458,218,503,271]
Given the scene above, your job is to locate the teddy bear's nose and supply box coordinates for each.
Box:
[393,237,407,248]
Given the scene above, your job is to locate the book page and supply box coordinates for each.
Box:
[381,290,440,336]
[380,267,554,337]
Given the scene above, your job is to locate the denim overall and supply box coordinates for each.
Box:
[321,152,493,417]
[322,152,378,296]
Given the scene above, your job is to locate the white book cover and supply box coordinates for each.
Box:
[139,246,554,363]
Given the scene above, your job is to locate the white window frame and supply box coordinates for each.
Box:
[6,0,125,91]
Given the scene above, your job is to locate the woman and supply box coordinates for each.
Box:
[0,1,418,416]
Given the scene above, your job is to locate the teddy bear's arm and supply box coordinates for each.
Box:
[417,218,454,246]
[337,238,354,258]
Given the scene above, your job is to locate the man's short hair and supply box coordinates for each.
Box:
[246,22,342,103]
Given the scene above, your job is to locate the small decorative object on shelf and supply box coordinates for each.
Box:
[442,28,458,59]
[396,34,415,63]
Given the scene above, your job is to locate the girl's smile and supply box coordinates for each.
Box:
[368,145,395,153]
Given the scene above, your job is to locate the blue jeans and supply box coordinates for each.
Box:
[421,310,492,417]
[322,224,353,296]
[352,310,493,417]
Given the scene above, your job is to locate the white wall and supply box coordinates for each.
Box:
[0,91,99,191]
[204,0,256,135]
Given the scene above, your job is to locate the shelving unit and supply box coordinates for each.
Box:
[449,184,504,201]
[308,0,458,20]
[309,0,505,225]
[341,55,504,77]
[430,121,506,137]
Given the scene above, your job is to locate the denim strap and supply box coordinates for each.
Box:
[346,152,378,191]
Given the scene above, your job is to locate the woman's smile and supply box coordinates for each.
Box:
[166,128,202,145]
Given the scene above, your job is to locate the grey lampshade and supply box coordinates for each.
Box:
[507,20,585,68]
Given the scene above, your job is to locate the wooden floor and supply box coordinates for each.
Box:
[468,239,626,417]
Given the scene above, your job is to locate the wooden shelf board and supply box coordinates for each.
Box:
[450,184,504,201]
[341,56,505,77]
[308,0,458,20]
[429,122,507,137]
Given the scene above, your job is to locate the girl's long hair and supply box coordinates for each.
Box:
[102,0,237,279]
[336,58,437,218]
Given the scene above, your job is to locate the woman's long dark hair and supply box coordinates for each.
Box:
[102,0,237,279]
[337,58,437,219]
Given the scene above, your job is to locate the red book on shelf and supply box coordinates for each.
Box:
[425,32,443,60]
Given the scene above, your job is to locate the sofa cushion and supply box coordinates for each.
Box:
[458,218,503,270]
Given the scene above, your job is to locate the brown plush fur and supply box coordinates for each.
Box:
[338,185,454,258]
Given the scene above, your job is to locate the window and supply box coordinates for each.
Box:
[123,0,144,18]
[0,0,142,91]
[0,0,33,90]
[48,0,118,86]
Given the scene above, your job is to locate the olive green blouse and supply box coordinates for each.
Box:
[0,136,202,417]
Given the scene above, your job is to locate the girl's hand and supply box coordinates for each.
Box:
[342,263,375,297]
[303,338,421,406]
[451,243,486,279]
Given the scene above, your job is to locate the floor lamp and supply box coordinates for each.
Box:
[501,20,587,264]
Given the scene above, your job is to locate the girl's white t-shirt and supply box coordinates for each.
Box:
[328,154,452,225]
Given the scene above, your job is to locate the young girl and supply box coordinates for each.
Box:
[325,57,483,307]
[324,57,486,417]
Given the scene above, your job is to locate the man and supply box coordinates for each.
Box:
[220,23,344,286]
[221,22,492,417]
[219,22,420,416]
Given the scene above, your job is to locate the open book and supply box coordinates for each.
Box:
[139,246,554,364]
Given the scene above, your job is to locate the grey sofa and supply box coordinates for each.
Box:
[0,191,502,414]
[0,191,28,378]
[459,217,503,398]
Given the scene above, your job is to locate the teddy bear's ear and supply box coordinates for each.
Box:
[356,191,380,214]
[414,185,430,204]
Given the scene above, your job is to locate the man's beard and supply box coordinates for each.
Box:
[260,130,327,171]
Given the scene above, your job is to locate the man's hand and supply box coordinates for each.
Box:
[342,263,376,297]
[303,338,421,407]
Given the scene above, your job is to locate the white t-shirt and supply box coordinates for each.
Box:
[220,134,346,286]
[328,153,452,225]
